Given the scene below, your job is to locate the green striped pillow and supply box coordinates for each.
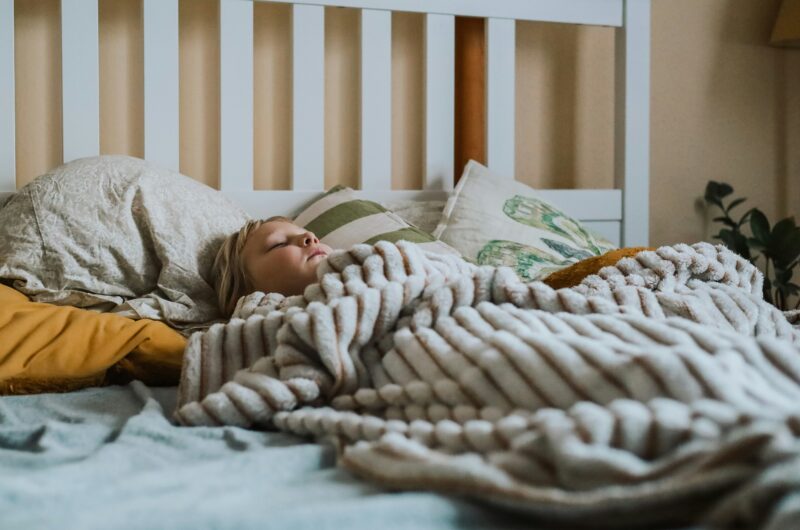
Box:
[293,186,459,255]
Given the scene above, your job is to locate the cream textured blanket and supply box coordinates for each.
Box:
[175,241,800,529]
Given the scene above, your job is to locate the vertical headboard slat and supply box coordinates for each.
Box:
[0,0,15,191]
[424,13,455,191]
[292,4,325,191]
[143,0,180,172]
[61,0,100,163]
[220,0,254,190]
[359,9,392,191]
[485,17,516,178]
[615,0,650,247]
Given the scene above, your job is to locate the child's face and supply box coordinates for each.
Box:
[241,220,332,296]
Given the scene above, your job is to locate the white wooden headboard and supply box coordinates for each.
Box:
[0,0,650,246]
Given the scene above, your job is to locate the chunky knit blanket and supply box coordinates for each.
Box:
[175,241,800,529]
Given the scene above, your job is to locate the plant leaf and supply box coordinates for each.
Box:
[737,208,755,227]
[771,217,797,242]
[726,197,747,212]
[719,229,751,260]
[766,218,800,266]
[716,182,733,199]
[750,209,770,243]
[713,216,736,228]
[763,276,774,304]
[774,268,792,285]
[773,231,800,268]
[747,237,766,252]
[704,181,733,208]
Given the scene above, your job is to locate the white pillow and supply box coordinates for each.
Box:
[434,160,615,280]
[0,156,250,330]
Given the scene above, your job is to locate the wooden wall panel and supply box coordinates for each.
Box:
[454,16,485,181]
[14,0,61,186]
[179,0,219,189]
[391,12,423,190]
[324,7,359,189]
[253,2,291,191]
[99,0,143,159]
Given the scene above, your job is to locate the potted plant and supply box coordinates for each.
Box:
[704,181,800,310]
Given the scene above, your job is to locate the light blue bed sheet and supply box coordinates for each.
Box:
[0,382,708,530]
[0,382,541,530]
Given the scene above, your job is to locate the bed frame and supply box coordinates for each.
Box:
[0,0,651,247]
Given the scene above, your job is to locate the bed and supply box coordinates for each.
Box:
[6,1,793,529]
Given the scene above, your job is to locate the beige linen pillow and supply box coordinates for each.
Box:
[0,155,250,330]
[434,160,615,281]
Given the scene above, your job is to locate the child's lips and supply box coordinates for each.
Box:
[307,249,327,261]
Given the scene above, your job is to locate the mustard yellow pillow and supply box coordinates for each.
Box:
[542,247,652,290]
[0,283,186,395]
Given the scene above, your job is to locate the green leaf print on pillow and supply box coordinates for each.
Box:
[477,240,568,281]
[542,238,593,261]
[502,195,612,255]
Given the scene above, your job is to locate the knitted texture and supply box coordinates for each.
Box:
[175,241,800,528]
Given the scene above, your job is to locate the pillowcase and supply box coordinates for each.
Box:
[381,199,447,235]
[434,160,616,281]
[0,155,250,330]
[293,185,458,255]
[0,283,186,395]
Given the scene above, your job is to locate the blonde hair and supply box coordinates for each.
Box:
[212,216,292,317]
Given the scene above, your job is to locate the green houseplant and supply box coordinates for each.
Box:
[704,181,800,310]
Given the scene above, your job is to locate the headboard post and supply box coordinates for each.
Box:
[143,0,180,172]
[61,0,101,162]
[615,0,651,247]
[1,0,16,192]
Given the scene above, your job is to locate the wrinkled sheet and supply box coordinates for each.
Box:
[0,382,578,530]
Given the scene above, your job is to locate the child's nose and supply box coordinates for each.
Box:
[301,232,319,246]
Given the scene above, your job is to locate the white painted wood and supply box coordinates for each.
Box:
[486,18,515,178]
[143,0,179,171]
[0,187,621,223]
[252,0,623,26]
[222,188,622,220]
[535,189,622,221]
[61,0,100,163]
[292,4,325,191]
[220,0,254,190]
[424,13,454,191]
[615,0,650,246]
[582,221,621,247]
[360,9,392,191]
[0,0,15,191]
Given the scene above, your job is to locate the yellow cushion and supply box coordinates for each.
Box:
[0,283,186,395]
[542,247,653,290]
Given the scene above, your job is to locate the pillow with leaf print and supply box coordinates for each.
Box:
[433,160,616,281]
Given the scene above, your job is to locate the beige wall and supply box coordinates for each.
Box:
[12,0,799,246]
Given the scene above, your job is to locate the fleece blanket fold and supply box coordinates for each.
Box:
[175,241,800,528]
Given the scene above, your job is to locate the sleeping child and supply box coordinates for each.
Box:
[212,216,333,317]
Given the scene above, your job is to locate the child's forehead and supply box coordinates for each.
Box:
[254,220,301,239]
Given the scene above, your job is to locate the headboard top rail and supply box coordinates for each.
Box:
[250,0,624,27]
